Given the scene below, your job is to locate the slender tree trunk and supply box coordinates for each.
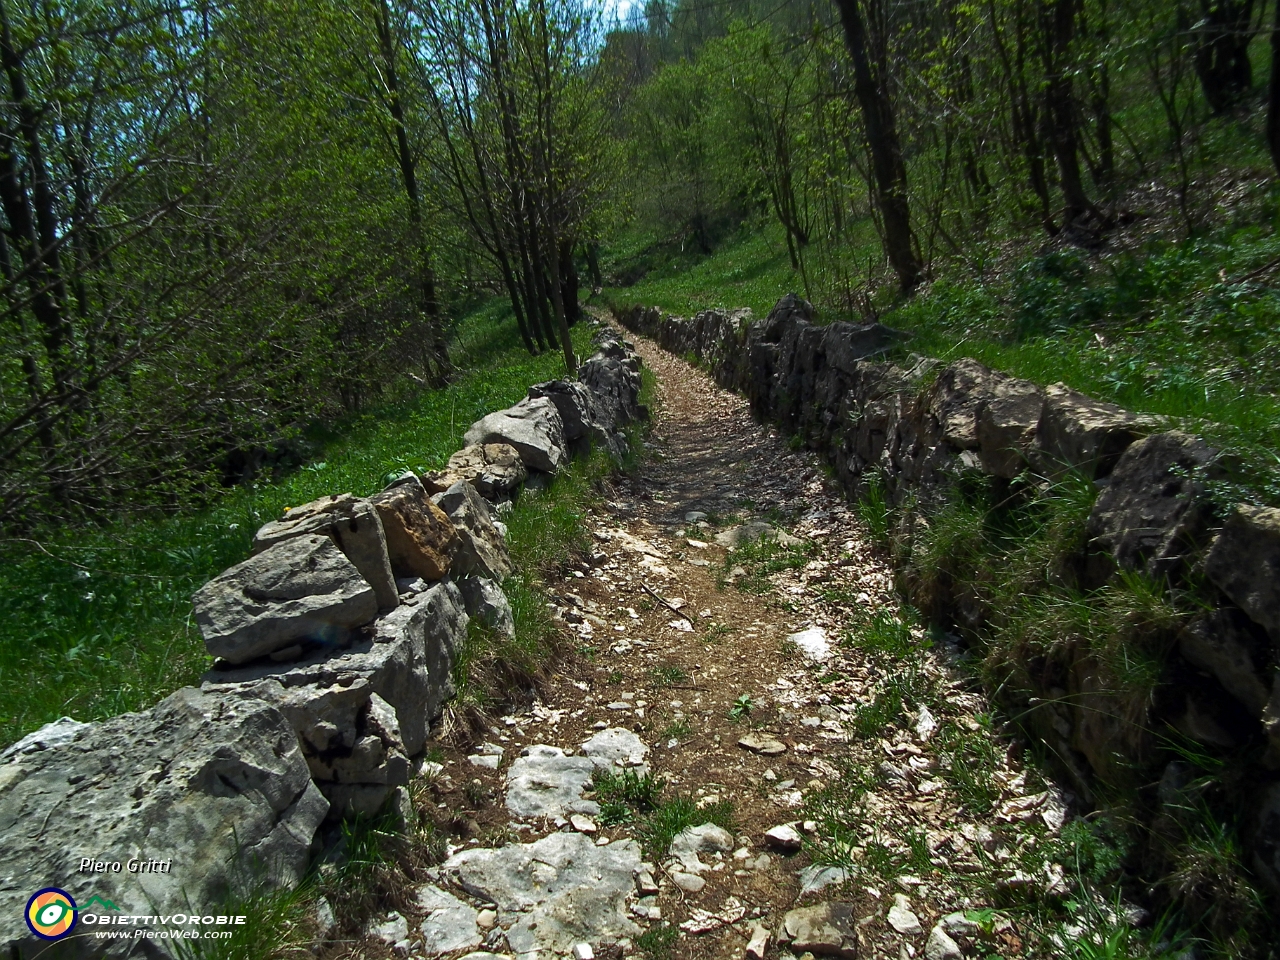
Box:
[1194,0,1255,114]
[831,0,922,293]
[1041,0,1094,224]
[373,0,449,383]
[1268,0,1280,171]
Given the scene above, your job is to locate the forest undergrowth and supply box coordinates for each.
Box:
[0,304,599,748]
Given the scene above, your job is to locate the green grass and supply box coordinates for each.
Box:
[600,222,798,318]
[0,303,598,747]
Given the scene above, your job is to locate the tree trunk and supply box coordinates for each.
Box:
[1270,0,1280,171]
[832,0,922,293]
[1041,0,1094,224]
[373,0,449,383]
[1194,0,1255,114]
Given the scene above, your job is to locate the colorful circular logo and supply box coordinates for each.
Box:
[25,888,77,940]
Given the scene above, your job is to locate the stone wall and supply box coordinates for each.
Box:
[0,325,645,959]
[614,294,1280,898]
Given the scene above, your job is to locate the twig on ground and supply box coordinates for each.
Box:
[641,581,696,624]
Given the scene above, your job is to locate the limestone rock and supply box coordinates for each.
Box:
[781,901,859,958]
[371,477,459,581]
[1086,431,1219,580]
[764,823,803,853]
[788,626,831,661]
[0,716,91,761]
[579,348,645,431]
[925,923,963,960]
[432,480,513,581]
[738,734,787,756]
[464,397,567,474]
[975,375,1044,478]
[442,832,641,955]
[745,922,771,960]
[887,893,922,935]
[1038,382,1150,478]
[204,581,467,764]
[194,534,378,665]
[581,727,649,768]
[529,379,616,453]
[416,884,482,956]
[505,745,600,818]
[368,912,409,950]
[714,521,803,549]
[424,443,527,501]
[0,686,327,959]
[927,358,1001,450]
[254,494,399,614]
[669,823,733,874]
[1205,505,1280,646]
[1178,609,1272,716]
[457,576,516,639]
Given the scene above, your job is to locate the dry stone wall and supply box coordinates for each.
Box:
[615,294,1280,898]
[0,325,645,959]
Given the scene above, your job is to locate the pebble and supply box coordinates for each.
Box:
[671,871,707,893]
[888,893,923,936]
[764,823,803,853]
[570,814,598,834]
[925,923,963,960]
[738,734,787,756]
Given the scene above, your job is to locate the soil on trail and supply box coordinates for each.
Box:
[394,328,1072,960]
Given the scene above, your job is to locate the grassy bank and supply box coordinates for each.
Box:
[0,302,596,748]
[600,207,1280,503]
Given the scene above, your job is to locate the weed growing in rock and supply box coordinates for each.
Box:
[592,768,663,825]
[639,795,734,860]
[635,922,679,959]
[728,693,755,721]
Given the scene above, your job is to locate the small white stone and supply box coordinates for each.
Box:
[573,944,596,960]
[888,894,923,936]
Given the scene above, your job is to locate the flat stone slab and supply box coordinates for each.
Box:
[668,823,733,875]
[714,521,803,550]
[442,832,641,955]
[781,901,858,958]
[580,728,649,768]
[738,734,787,756]
[505,745,600,818]
[416,884,482,956]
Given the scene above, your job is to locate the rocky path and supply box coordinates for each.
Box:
[354,328,1076,960]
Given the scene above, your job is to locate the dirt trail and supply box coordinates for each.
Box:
[408,327,1069,960]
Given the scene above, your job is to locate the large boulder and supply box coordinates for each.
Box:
[432,480,513,582]
[0,687,327,959]
[464,396,567,474]
[1085,432,1219,580]
[370,476,459,581]
[193,534,378,665]
[423,443,527,501]
[975,375,1045,479]
[925,358,1004,451]
[1178,609,1273,717]
[253,494,398,613]
[1036,383,1152,479]
[204,581,467,764]
[578,354,644,434]
[1205,505,1280,647]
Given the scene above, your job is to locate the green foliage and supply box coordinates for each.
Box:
[728,693,755,721]
[638,794,735,861]
[721,531,816,593]
[635,923,679,960]
[592,768,664,825]
[0,306,596,747]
